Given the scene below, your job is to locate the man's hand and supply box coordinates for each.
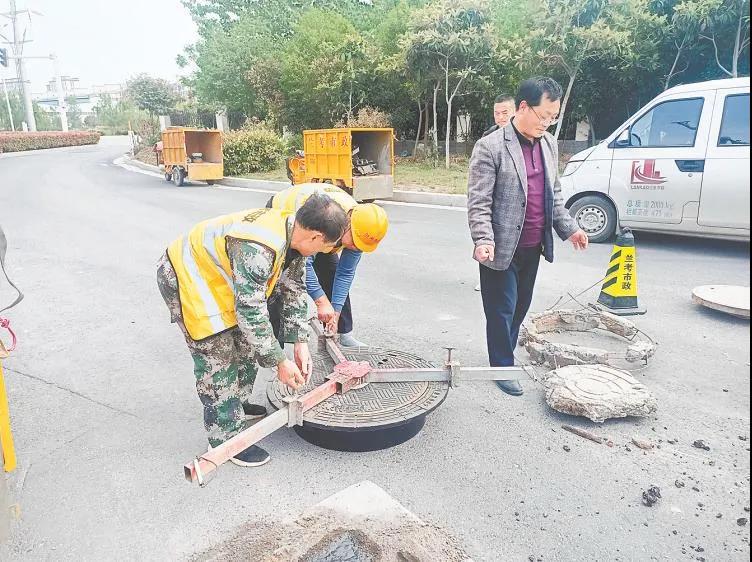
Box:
[277,359,306,390]
[315,296,336,325]
[568,230,589,250]
[474,244,495,263]
[325,311,340,337]
[293,342,313,382]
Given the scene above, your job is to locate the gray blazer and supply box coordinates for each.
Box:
[467,124,578,271]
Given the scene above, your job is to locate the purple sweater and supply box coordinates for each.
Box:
[515,128,546,248]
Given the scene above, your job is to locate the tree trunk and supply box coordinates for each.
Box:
[554,71,577,141]
[732,11,743,78]
[413,100,423,156]
[445,96,453,169]
[665,40,685,91]
[432,81,440,156]
[587,114,596,147]
[423,98,430,145]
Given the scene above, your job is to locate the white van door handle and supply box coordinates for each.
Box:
[675,160,705,173]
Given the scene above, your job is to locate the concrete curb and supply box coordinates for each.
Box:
[121,155,468,208]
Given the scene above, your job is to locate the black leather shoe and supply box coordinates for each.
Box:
[242,403,268,420]
[495,379,524,396]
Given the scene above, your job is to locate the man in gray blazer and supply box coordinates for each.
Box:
[467,77,589,396]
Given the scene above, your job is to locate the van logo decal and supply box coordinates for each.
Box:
[631,160,666,185]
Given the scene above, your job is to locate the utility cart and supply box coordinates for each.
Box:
[158,127,224,187]
[286,128,394,201]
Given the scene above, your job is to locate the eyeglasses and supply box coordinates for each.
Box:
[528,105,559,127]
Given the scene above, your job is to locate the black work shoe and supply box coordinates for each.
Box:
[242,403,268,420]
[230,445,271,468]
[496,379,524,396]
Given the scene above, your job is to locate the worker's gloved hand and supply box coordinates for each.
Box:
[325,311,340,337]
[277,359,305,390]
[315,297,336,327]
[293,342,313,382]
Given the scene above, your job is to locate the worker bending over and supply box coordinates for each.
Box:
[157,194,348,467]
[269,183,389,346]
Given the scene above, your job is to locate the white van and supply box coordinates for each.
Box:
[560,77,750,243]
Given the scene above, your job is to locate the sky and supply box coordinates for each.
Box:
[0,0,198,92]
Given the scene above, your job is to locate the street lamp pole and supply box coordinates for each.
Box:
[50,54,68,132]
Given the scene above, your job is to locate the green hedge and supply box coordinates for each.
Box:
[223,128,285,176]
[0,131,102,153]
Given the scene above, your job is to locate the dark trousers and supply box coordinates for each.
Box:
[312,252,353,334]
[479,247,541,367]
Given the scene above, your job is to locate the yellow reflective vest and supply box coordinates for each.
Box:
[167,208,293,341]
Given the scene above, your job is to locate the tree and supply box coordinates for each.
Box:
[125,74,178,117]
[65,96,83,130]
[663,0,721,89]
[402,0,495,168]
[180,15,277,115]
[506,0,634,140]
[279,9,376,130]
[700,0,750,77]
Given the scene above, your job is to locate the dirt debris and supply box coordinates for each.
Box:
[191,507,470,562]
[642,486,662,507]
[693,440,711,451]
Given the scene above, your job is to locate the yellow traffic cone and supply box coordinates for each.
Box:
[596,228,646,316]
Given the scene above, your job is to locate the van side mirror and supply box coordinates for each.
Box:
[614,129,631,148]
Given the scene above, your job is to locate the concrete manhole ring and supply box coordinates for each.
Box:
[267,342,449,452]
[519,308,657,370]
[545,364,658,423]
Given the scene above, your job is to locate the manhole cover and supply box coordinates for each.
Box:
[267,341,449,451]
[692,285,750,319]
[544,364,657,423]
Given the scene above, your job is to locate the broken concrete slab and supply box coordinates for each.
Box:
[192,481,472,562]
[520,309,657,370]
[544,364,658,423]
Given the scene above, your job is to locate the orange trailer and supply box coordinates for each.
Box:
[159,127,223,187]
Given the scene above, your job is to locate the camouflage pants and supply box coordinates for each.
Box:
[156,253,259,447]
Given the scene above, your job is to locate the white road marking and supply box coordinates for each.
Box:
[112,156,163,179]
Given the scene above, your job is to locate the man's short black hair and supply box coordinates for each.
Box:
[295,192,348,243]
[516,77,563,108]
[494,94,515,105]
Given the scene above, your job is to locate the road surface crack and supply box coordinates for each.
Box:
[3,366,138,419]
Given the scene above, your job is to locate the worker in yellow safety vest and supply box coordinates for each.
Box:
[157,195,348,467]
[268,183,389,346]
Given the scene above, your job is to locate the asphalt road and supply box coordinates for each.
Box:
[0,137,749,561]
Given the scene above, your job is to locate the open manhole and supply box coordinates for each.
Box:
[267,340,449,452]
[301,529,380,562]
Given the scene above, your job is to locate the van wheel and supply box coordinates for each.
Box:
[570,195,617,244]
[164,172,172,182]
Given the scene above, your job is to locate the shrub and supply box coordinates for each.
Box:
[0,131,101,153]
[223,127,285,175]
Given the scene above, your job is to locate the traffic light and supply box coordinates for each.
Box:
[0,48,8,68]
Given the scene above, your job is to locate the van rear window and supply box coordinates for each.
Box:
[719,94,750,146]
